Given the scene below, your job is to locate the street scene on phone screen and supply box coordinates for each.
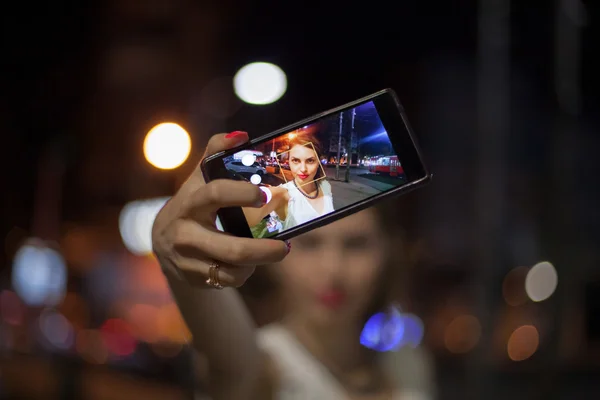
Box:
[224,101,408,238]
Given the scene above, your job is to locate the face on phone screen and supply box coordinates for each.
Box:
[222,100,408,238]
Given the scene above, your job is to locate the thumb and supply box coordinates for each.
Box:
[185,131,250,187]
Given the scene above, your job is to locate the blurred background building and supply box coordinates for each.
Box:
[1,0,599,399]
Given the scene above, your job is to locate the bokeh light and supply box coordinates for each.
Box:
[38,308,74,351]
[398,313,425,348]
[525,261,558,302]
[233,62,287,105]
[100,318,137,358]
[12,241,67,307]
[127,303,161,343]
[507,325,539,361]
[360,307,406,352]
[444,315,482,354]
[119,197,170,255]
[143,123,191,170]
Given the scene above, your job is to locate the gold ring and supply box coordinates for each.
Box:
[206,262,224,289]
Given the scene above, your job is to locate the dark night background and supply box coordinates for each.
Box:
[1,0,599,399]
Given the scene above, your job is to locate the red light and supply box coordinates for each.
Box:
[100,318,137,357]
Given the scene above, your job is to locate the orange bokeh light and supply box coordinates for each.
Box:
[507,325,539,361]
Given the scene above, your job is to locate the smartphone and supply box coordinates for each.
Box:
[201,88,431,240]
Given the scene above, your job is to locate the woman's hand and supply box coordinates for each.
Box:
[151,131,291,288]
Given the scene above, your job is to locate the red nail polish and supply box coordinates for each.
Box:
[284,240,291,253]
[260,190,268,205]
[225,131,248,138]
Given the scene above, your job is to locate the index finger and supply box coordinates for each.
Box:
[182,179,265,217]
[203,131,249,158]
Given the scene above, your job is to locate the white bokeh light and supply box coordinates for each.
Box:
[241,154,256,166]
[233,62,287,105]
[525,261,558,302]
[143,123,191,170]
[12,241,67,307]
[119,197,170,255]
[250,174,262,185]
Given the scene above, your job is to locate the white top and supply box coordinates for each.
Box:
[280,180,335,230]
[257,324,435,400]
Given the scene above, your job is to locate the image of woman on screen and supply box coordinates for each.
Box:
[243,133,334,237]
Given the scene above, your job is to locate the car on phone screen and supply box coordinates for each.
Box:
[225,160,267,176]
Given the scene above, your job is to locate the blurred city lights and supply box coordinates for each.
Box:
[143,123,191,170]
[398,313,425,348]
[525,261,558,302]
[127,303,161,343]
[38,308,74,351]
[119,197,170,255]
[360,306,424,352]
[361,310,405,352]
[100,318,137,357]
[156,303,192,344]
[12,241,67,307]
[444,315,481,354]
[233,62,287,105]
[507,325,539,361]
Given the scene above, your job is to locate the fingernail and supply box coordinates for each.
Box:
[225,131,248,139]
[257,186,271,206]
[260,190,268,205]
[284,240,292,254]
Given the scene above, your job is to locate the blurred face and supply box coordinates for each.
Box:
[278,209,388,328]
[289,144,319,185]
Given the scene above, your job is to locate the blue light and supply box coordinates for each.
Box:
[12,242,67,307]
[401,314,425,348]
[360,309,405,352]
[359,130,388,144]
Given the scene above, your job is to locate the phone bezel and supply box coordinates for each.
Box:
[201,88,431,240]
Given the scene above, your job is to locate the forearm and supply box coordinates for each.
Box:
[243,200,281,227]
[163,267,259,400]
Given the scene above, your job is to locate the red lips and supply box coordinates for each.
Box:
[317,290,346,309]
[297,174,309,180]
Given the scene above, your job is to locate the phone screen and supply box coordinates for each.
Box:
[221,100,409,239]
